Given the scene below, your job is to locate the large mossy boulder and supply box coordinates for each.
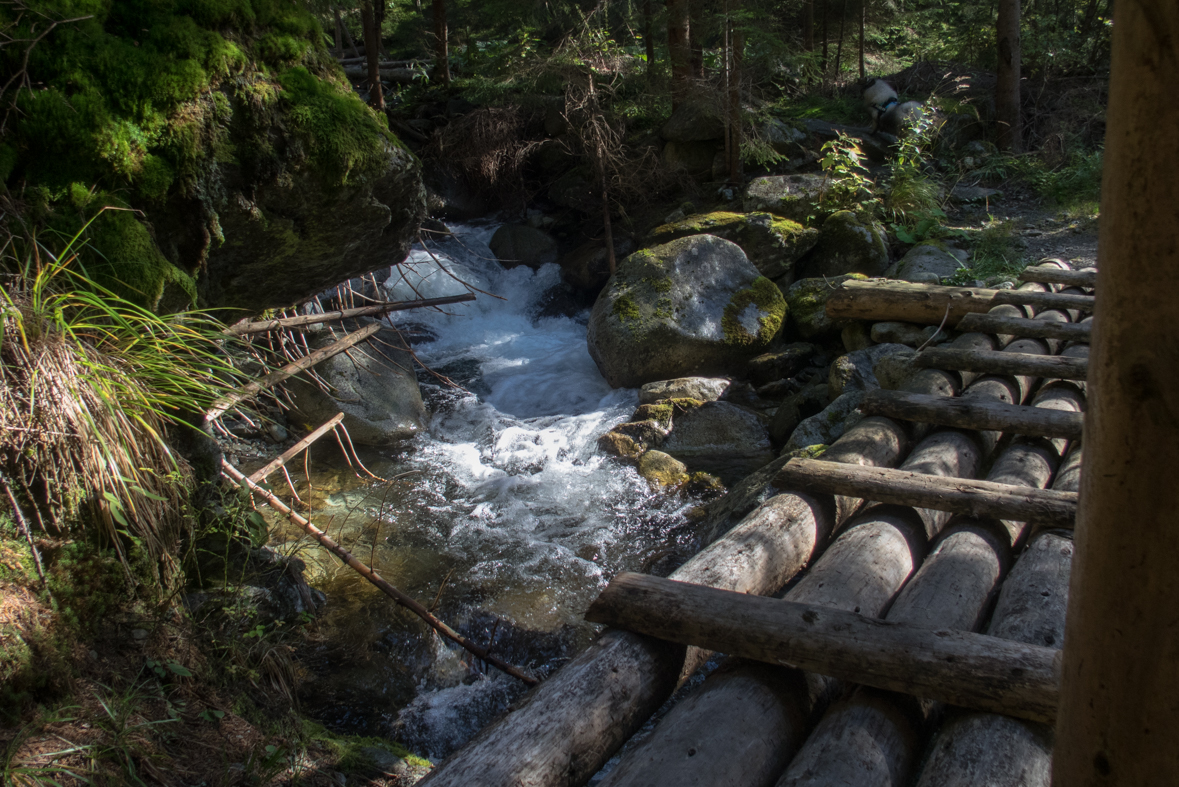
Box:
[647,211,820,284]
[743,174,826,222]
[587,235,787,388]
[286,324,426,445]
[797,211,890,280]
[5,3,424,315]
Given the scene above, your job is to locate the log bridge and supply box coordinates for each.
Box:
[420,262,1093,787]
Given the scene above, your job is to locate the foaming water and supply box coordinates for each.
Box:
[291,224,699,761]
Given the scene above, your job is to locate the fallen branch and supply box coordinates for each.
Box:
[861,389,1084,440]
[1019,264,1097,288]
[914,347,1088,381]
[585,572,1060,724]
[225,294,476,335]
[955,312,1092,342]
[991,289,1095,312]
[206,322,382,422]
[775,458,1077,527]
[221,459,539,686]
[248,413,346,485]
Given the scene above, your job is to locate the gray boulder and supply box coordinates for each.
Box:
[647,210,820,283]
[637,451,691,488]
[286,324,426,445]
[798,211,890,279]
[559,236,636,292]
[743,174,826,222]
[784,274,867,340]
[828,343,910,399]
[871,321,948,347]
[640,377,731,404]
[662,401,775,483]
[761,118,808,156]
[889,242,965,283]
[587,235,788,388]
[747,343,817,385]
[783,391,866,454]
[489,225,559,269]
[873,348,921,390]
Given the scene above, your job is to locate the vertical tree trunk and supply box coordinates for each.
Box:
[858,0,866,79]
[644,0,656,78]
[337,7,362,58]
[723,5,730,171]
[834,0,848,76]
[333,8,343,54]
[821,0,829,71]
[804,0,815,51]
[995,0,1022,151]
[360,1,384,110]
[689,0,705,78]
[727,10,743,185]
[1053,0,1179,784]
[667,0,692,109]
[432,0,450,86]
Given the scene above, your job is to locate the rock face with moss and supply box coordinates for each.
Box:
[587,235,788,388]
[648,211,820,285]
[5,0,424,314]
[743,174,827,222]
[797,211,890,280]
[784,274,868,339]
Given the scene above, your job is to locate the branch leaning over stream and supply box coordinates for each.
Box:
[220,459,540,687]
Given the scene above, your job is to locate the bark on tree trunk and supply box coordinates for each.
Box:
[644,0,655,79]
[1054,0,1179,781]
[804,0,815,51]
[821,0,829,71]
[360,1,384,110]
[995,0,1022,151]
[834,0,848,76]
[727,10,744,185]
[432,0,450,86]
[667,0,692,109]
[689,0,705,78]
[858,0,866,80]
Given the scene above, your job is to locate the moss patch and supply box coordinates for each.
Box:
[722,277,788,345]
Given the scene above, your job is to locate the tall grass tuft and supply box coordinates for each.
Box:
[0,209,246,581]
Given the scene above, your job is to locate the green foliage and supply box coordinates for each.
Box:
[946,218,1027,285]
[301,719,431,771]
[815,133,880,218]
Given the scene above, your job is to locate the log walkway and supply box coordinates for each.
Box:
[418,270,1092,787]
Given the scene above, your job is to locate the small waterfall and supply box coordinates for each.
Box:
[291,223,701,760]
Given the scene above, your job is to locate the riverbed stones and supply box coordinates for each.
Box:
[285,324,426,446]
[888,241,966,282]
[742,174,826,222]
[639,377,730,404]
[661,401,775,483]
[797,210,890,279]
[489,224,559,269]
[559,237,636,292]
[784,274,867,340]
[587,235,787,388]
[747,343,817,385]
[598,431,643,459]
[870,321,947,347]
[873,348,921,389]
[647,211,820,283]
[783,391,866,454]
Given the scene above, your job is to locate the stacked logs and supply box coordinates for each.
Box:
[419,262,1092,787]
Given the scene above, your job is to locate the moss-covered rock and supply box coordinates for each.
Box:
[887,241,967,283]
[637,451,690,489]
[597,431,643,459]
[5,0,424,314]
[784,274,868,340]
[648,211,820,284]
[661,401,775,484]
[742,174,827,223]
[797,211,890,280]
[587,235,787,388]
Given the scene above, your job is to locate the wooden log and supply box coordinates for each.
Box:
[205,322,381,422]
[342,65,419,83]
[914,347,1087,381]
[417,492,835,787]
[775,458,1077,528]
[585,573,1061,724]
[955,312,1092,342]
[892,429,983,537]
[775,519,1013,787]
[225,294,476,335]
[860,389,1084,440]
[914,531,1073,786]
[1020,264,1097,289]
[247,413,345,484]
[991,289,1095,312]
[596,509,928,787]
[220,460,538,685]
[825,280,1001,327]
